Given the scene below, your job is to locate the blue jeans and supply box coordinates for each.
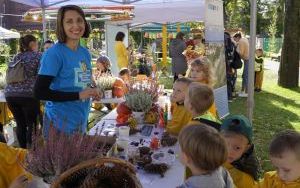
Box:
[242,59,249,92]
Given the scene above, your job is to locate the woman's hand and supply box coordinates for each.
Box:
[79,88,102,101]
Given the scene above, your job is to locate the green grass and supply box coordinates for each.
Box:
[229,63,300,173]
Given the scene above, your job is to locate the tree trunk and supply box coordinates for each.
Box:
[278,0,300,88]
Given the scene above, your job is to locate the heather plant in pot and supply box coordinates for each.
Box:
[22,125,114,184]
[125,90,153,123]
[95,74,116,98]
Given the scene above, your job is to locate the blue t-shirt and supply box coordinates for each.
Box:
[39,43,92,134]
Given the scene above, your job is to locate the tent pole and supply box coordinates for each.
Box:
[41,0,47,42]
[162,24,167,65]
[247,0,257,123]
[176,23,180,32]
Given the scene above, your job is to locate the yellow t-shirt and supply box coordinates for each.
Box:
[114,41,128,69]
[0,143,28,188]
[256,171,300,188]
[166,103,192,136]
[224,162,256,188]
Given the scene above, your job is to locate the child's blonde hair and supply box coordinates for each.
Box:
[270,130,300,160]
[188,82,214,115]
[179,124,227,172]
[190,58,213,86]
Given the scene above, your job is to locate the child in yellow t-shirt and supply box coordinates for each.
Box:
[184,82,220,130]
[221,115,260,188]
[0,142,28,188]
[256,130,300,188]
[166,78,192,135]
[188,58,217,117]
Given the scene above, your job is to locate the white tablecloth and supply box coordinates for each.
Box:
[89,109,185,188]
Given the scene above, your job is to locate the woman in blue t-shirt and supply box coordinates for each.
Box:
[34,5,101,134]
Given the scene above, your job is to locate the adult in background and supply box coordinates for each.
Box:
[224,32,237,102]
[233,32,249,97]
[34,5,101,135]
[169,32,187,81]
[43,40,54,52]
[4,35,41,148]
[114,31,128,69]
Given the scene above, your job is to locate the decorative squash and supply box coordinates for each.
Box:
[144,111,158,124]
[113,78,126,98]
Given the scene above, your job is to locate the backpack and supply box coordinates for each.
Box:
[231,49,243,69]
[6,57,26,84]
[224,32,243,69]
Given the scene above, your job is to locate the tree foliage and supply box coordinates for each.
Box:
[224,0,284,36]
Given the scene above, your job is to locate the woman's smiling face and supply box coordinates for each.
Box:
[63,10,85,42]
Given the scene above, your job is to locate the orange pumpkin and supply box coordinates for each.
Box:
[113,78,126,98]
[116,102,132,123]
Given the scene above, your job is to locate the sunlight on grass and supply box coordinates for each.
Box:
[230,67,300,174]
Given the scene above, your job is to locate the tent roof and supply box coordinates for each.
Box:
[0,27,20,39]
[11,0,205,23]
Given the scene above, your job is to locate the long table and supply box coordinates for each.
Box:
[89,109,185,188]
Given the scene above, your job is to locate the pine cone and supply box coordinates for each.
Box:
[138,146,151,156]
[144,163,169,177]
[161,132,177,147]
[136,155,152,167]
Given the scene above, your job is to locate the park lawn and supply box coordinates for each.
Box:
[229,66,300,173]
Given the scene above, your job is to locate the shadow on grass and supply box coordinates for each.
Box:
[229,89,300,173]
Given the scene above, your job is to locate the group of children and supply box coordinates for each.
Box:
[165,57,299,187]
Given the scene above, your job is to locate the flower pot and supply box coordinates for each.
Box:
[132,111,145,124]
[104,90,113,99]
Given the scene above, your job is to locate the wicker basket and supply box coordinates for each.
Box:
[51,157,142,188]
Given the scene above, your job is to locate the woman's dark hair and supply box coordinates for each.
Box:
[233,32,242,39]
[176,32,185,40]
[19,35,37,52]
[231,144,261,180]
[44,40,54,45]
[115,32,125,41]
[56,5,90,43]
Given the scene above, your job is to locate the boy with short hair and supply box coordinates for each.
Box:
[178,124,234,188]
[166,77,192,135]
[184,82,221,130]
[257,130,300,188]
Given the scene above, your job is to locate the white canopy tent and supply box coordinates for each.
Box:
[0,26,20,39]
[9,0,231,118]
